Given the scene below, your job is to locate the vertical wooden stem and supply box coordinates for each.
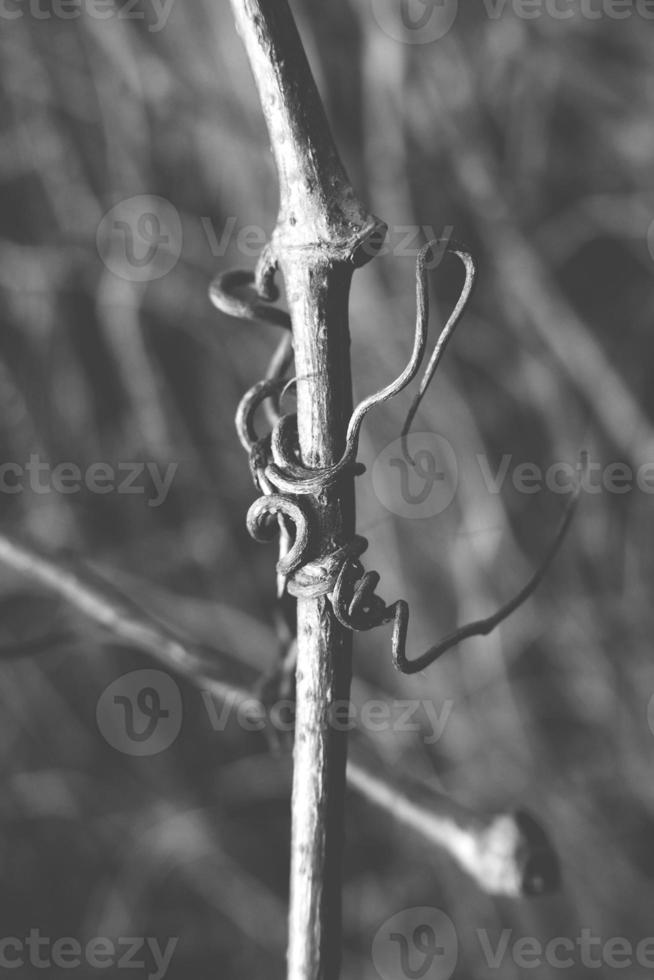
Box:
[284,260,355,980]
[228,2,385,977]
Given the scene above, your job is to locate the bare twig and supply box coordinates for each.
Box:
[0,534,259,720]
[0,531,558,901]
[346,761,559,899]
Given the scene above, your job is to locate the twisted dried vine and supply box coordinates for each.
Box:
[211,239,584,676]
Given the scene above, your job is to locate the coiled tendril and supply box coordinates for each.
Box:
[211,240,583,674]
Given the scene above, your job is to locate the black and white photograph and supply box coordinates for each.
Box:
[0,1,652,977]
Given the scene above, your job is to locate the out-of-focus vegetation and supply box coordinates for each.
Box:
[1,2,654,977]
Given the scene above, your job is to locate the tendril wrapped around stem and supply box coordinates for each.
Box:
[265,240,477,495]
[213,239,584,675]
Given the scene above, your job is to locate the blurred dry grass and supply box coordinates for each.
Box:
[1,2,654,977]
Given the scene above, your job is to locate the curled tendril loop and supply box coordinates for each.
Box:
[246,494,311,579]
[332,564,387,633]
[236,379,286,455]
[213,239,583,675]
[211,254,293,427]
[323,453,585,673]
[266,239,477,495]
[209,268,291,331]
